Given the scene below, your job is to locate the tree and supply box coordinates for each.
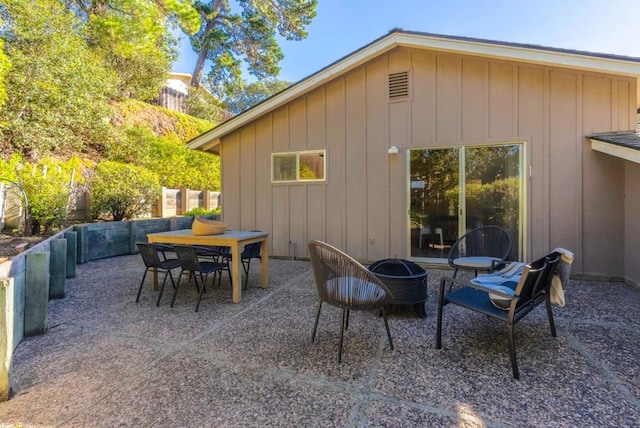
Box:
[218,77,290,114]
[0,0,116,159]
[0,16,10,109]
[66,0,200,101]
[188,0,316,92]
[183,85,230,122]
[90,161,161,221]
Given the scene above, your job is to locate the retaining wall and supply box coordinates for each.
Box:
[0,215,218,400]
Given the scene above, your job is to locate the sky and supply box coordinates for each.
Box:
[171,0,640,84]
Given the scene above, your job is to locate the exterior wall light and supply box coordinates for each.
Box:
[388,146,400,154]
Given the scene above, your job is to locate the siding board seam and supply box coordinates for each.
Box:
[543,70,551,253]
[511,64,520,137]
[458,57,462,142]
[485,61,490,141]
[363,65,369,259]
[576,74,584,272]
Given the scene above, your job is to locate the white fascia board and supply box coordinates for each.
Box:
[591,139,640,164]
[394,33,640,77]
[196,137,221,152]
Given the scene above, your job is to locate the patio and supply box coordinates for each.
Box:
[0,254,638,426]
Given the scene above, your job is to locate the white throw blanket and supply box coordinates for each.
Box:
[549,247,575,307]
[472,248,574,307]
[472,262,525,286]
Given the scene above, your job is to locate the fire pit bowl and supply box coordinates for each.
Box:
[368,259,429,318]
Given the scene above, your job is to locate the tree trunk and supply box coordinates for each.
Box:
[191,49,208,88]
[190,3,222,88]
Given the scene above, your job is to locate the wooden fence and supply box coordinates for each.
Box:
[0,186,221,229]
[153,188,221,218]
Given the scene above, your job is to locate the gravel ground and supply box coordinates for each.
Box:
[0,255,638,426]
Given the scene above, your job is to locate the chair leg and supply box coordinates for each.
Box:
[136,268,149,303]
[507,322,519,380]
[436,281,445,349]
[311,300,322,342]
[193,273,202,294]
[345,309,350,331]
[227,263,232,284]
[338,307,347,363]
[545,298,557,337]
[156,270,172,307]
[448,269,459,292]
[242,259,250,290]
[171,270,185,308]
[194,274,207,312]
[380,306,393,350]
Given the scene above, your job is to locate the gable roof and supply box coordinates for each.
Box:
[188,29,640,152]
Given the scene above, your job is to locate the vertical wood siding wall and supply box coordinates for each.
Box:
[624,163,640,284]
[219,47,636,276]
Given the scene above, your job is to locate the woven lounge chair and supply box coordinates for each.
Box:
[308,240,394,362]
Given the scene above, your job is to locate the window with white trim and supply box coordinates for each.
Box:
[272,150,326,183]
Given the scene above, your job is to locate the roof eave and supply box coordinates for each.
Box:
[591,138,640,164]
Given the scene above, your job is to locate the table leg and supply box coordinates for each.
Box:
[231,242,241,303]
[260,237,269,289]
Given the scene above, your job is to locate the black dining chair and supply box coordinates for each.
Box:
[209,238,263,290]
[173,245,227,312]
[136,243,181,306]
[238,241,262,290]
[193,245,233,284]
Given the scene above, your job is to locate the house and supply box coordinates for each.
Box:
[156,73,234,121]
[156,72,191,113]
[187,29,640,284]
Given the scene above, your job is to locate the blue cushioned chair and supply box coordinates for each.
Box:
[437,252,561,379]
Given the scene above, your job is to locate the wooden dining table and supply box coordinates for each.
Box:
[147,229,269,303]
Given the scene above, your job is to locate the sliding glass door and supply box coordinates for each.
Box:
[409,144,523,260]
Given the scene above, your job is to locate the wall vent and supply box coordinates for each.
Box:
[388,71,410,100]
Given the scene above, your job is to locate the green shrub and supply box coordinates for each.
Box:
[90,161,161,221]
[146,138,220,190]
[0,155,95,234]
[14,159,72,233]
[183,207,221,217]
